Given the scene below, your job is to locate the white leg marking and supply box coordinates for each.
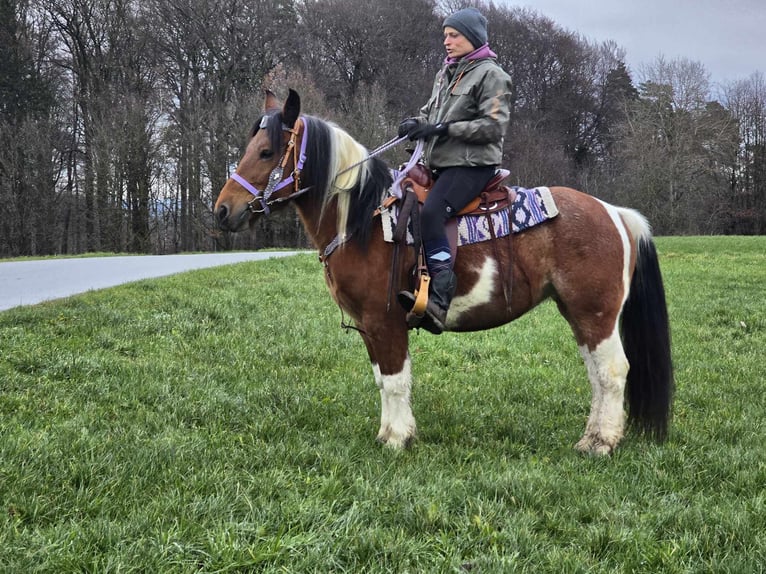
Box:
[577,330,629,455]
[447,258,497,326]
[375,356,416,449]
[371,364,389,441]
[572,201,635,455]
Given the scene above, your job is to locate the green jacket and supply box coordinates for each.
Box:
[418,57,512,170]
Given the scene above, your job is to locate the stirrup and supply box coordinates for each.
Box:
[411,274,430,315]
[397,273,430,314]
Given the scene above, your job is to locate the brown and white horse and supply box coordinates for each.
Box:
[214,89,673,455]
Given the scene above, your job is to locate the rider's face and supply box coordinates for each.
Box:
[443,26,475,59]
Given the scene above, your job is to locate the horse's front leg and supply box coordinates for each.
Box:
[361,323,416,449]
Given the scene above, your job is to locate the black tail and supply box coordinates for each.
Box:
[621,238,674,441]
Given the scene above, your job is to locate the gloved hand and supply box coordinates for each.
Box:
[398,118,420,138]
[408,122,449,140]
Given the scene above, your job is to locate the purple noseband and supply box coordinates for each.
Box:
[229,117,309,215]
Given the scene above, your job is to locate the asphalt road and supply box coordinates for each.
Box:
[0,252,300,312]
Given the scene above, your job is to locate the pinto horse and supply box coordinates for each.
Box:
[214,89,673,455]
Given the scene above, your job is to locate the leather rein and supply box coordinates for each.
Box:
[228,120,421,268]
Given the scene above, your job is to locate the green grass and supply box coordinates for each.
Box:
[1,237,764,573]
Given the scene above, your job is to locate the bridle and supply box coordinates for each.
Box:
[228,115,416,217]
[229,116,311,215]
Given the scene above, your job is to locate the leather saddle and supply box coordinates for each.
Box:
[401,164,515,214]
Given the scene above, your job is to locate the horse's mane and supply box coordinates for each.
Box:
[256,110,392,248]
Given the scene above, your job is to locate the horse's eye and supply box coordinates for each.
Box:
[260,149,274,160]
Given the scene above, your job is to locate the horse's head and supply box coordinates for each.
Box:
[215,89,306,232]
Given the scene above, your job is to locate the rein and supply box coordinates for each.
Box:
[228,120,425,273]
[229,120,411,217]
[335,135,409,178]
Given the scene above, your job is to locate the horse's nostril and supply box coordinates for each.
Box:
[217,204,229,224]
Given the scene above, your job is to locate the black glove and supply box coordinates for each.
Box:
[398,118,419,138]
[408,122,449,140]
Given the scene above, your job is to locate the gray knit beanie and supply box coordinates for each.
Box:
[443,7,488,49]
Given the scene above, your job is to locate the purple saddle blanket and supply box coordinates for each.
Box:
[381,186,559,246]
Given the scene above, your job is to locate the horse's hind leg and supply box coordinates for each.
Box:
[576,327,629,455]
[361,325,416,449]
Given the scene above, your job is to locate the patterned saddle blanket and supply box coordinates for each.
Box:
[381,186,559,246]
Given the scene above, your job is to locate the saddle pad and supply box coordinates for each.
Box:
[381,186,559,247]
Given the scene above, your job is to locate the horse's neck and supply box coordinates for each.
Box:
[294,195,340,253]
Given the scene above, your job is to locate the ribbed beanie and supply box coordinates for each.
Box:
[443,7,488,49]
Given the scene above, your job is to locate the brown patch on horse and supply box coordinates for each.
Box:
[544,187,629,348]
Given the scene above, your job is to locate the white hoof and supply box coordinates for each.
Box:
[377,425,416,449]
[575,433,618,456]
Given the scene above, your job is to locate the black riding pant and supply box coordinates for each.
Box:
[420,166,497,242]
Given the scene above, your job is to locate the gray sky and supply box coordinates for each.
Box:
[511,0,765,86]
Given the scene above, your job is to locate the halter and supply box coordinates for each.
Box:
[230,116,310,215]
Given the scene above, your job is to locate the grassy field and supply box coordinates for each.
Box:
[1,236,764,573]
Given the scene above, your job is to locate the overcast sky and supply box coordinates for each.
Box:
[509,0,765,87]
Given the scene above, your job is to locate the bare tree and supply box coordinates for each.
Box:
[295,0,441,118]
[612,57,736,233]
[723,72,766,233]
[0,0,62,256]
[484,6,595,185]
[144,0,295,251]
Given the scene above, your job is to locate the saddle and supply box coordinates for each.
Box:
[401,165,515,214]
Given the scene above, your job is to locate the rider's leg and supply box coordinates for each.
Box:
[400,166,495,334]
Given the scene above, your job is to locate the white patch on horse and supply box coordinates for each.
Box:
[375,356,416,448]
[597,200,633,306]
[576,329,628,455]
[446,258,497,326]
[371,364,383,388]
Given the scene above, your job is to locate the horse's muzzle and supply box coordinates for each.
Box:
[215,203,250,232]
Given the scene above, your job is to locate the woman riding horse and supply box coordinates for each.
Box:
[397,7,513,335]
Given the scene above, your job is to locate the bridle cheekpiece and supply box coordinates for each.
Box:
[230,116,310,215]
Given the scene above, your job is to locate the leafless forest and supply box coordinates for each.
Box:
[1,0,764,256]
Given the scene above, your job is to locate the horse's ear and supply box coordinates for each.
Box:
[264,89,281,112]
[282,89,301,129]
